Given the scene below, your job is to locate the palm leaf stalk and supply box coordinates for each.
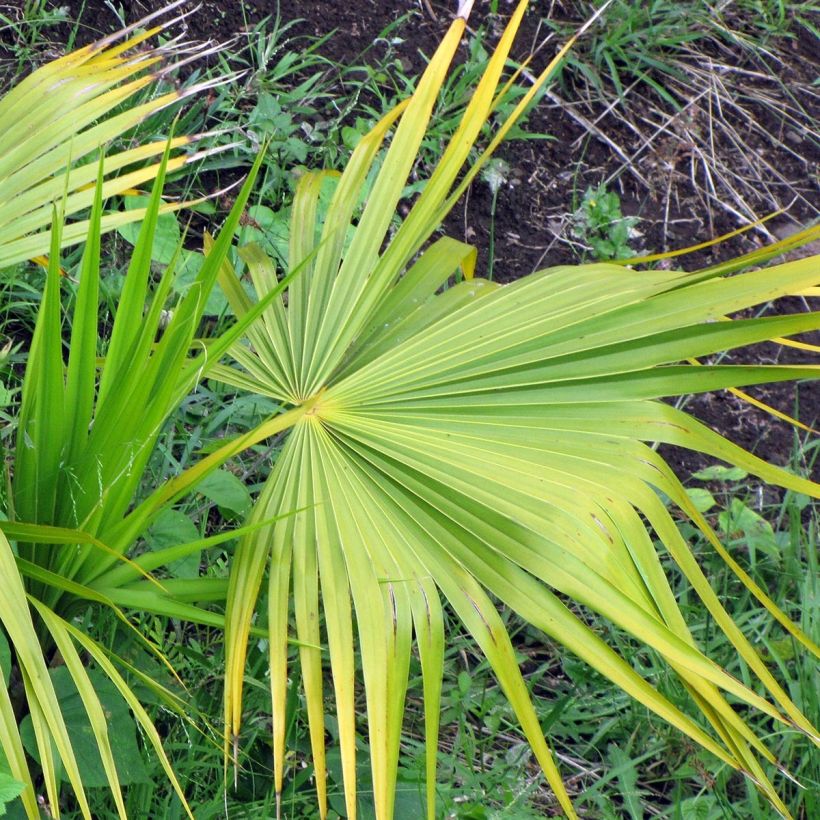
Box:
[0,0,239,270]
[192,2,819,818]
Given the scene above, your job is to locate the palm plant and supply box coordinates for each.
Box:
[194,2,818,817]
[0,0,233,270]
[0,145,280,817]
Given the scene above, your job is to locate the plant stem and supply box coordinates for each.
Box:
[488,185,499,282]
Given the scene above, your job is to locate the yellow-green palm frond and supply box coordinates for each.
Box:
[151,2,814,817]
[0,0,237,269]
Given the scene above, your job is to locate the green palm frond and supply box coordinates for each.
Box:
[0,0,236,270]
[205,2,820,818]
[0,143,271,816]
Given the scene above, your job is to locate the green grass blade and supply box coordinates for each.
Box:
[57,616,195,818]
[63,160,103,469]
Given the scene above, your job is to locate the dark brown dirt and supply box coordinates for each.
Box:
[3,0,818,476]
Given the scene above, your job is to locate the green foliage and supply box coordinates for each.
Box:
[137,453,813,819]
[201,13,337,188]
[565,0,704,104]
[19,666,151,788]
[195,470,253,520]
[201,4,819,818]
[0,1,228,270]
[543,0,820,106]
[0,631,10,683]
[145,510,203,579]
[0,0,69,77]
[192,5,541,219]
[0,774,25,819]
[0,140,269,816]
[115,197,230,316]
[572,183,638,260]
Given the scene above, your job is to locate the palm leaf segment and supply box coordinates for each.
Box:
[214,2,820,817]
[0,0,234,269]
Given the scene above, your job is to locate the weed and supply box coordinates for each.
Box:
[571,183,639,260]
[0,0,69,80]
[481,158,512,280]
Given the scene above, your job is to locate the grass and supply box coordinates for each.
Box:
[0,1,70,81]
[541,0,819,105]
[536,0,819,250]
[0,1,817,817]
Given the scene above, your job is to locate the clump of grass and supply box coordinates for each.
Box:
[0,0,70,82]
[537,0,818,255]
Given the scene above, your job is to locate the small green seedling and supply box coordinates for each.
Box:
[572,183,639,260]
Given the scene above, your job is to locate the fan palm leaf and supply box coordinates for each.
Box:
[203,2,819,818]
[0,0,235,270]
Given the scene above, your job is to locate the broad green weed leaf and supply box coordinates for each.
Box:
[189,201,217,215]
[789,492,812,512]
[19,667,150,788]
[391,782,429,820]
[692,465,748,481]
[675,795,726,820]
[173,250,230,315]
[196,469,252,519]
[756,636,798,663]
[249,92,298,136]
[238,204,291,265]
[117,196,182,265]
[0,772,25,817]
[684,488,717,513]
[0,632,9,685]
[718,499,779,561]
[238,178,356,271]
[146,509,201,579]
